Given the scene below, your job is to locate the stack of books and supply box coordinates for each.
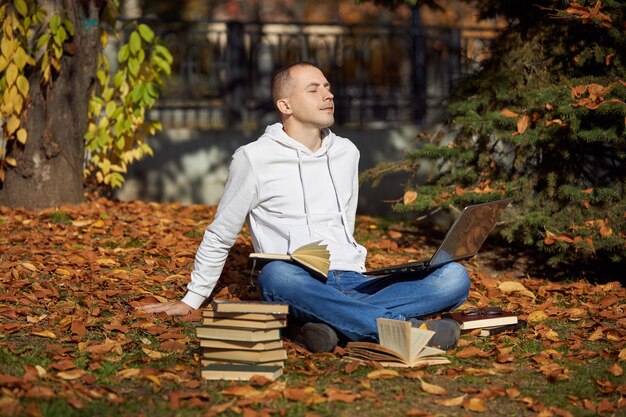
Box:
[443,307,525,337]
[197,300,289,381]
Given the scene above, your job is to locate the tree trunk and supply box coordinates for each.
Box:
[0,0,100,209]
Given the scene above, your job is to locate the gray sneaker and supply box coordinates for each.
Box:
[408,318,461,350]
[295,322,338,353]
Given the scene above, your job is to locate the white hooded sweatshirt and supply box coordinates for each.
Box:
[182,123,367,309]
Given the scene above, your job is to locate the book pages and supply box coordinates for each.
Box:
[377,318,412,361]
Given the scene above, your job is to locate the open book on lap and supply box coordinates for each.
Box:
[248,241,330,282]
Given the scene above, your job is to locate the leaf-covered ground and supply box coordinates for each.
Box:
[0,198,624,417]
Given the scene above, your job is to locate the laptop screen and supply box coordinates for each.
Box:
[429,199,511,267]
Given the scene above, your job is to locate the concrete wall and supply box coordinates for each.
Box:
[115,125,430,216]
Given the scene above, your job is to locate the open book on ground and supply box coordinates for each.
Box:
[346,318,450,368]
[248,240,330,282]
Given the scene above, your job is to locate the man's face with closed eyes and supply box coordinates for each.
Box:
[277,64,335,129]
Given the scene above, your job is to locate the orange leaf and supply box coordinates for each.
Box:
[608,363,623,377]
[516,115,530,134]
[500,109,518,118]
[463,397,487,412]
[455,347,490,359]
[71,320,88,336]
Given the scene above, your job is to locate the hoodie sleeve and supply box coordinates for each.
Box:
[181,148,259,309]
[345,150,360,235]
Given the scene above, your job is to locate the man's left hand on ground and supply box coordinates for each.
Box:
[138,301,194,316]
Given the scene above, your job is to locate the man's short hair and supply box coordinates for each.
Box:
[271,61,319,104]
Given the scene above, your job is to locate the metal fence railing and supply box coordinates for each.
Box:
[133,20,497,129]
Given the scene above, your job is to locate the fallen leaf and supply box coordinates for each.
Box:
[20,262,38,272]
[31,330,57,339]
[418,378,447,395]
[464,397,487,412]
[325,387,360,403]
[57,369,86,380]
[528,310,548,323]
[456,347,490,359]
[367,369,399,379]
[435,394,466,406]
[142,348,164,359]
[607,363,623,377]
[498,281,535,298]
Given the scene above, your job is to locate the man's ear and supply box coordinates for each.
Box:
[276,98,292,115]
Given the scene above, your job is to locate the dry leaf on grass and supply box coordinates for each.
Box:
[418,378,447,395]
[463,397,487,412]
[498,281,536,298]
[435,395,467,406]
[367,369,399,379]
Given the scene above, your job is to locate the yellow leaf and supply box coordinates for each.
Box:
[142,348,164,359]
[35,365,47,377]
[528,310,548,323]
[13,89,24,113]
[403,190,418,205]
[1,37,15,60]
[6,115,20,135]
[57,369,86,380]
[5,156,16,167]
[20,261,37,271]
[619,348,626,361]
[91,219,105,228]
[145,375,161,387]
[16,128,27,144]
[367,369,399,379]
[14,0,28,17]
[116,368,141,379]
[419,378,447,395]
[0,55,8,72]
[16,75,29,97]
[498,281,536,298]
[544,329,560,342]
[6,62,18,85]
[31,330,57,339]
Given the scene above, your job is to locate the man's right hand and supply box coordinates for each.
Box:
[138,301,194,316]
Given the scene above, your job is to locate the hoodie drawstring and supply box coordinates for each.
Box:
[296,149,314,239]
[326,154,362,253]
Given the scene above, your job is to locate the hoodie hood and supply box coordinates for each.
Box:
[262,123,336,156]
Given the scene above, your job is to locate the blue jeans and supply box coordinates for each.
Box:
[257,261,470,342]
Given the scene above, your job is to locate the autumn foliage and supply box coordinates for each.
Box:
[1,199,625,416]
[365,0,626,266]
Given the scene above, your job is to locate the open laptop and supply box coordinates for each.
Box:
[364,198,512,276]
